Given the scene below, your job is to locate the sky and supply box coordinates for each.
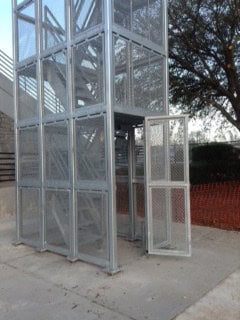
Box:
[0,1,239,142]
[0,0,13,57]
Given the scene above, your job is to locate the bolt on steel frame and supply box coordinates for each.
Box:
[13,0,191,273]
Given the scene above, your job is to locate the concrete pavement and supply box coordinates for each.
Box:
[0,216,239,320]
[0,183,14,218]
[175,268,240,320]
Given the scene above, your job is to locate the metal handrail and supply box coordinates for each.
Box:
[0,49,64,114]
[0,50,13,81]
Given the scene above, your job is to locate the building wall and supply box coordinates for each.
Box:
[0,185,15,217]
[0,111,14,153]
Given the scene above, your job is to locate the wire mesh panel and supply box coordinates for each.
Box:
[42,51,67,115]
[114,37,130,108]
[149,118,186,182]
[41,0,66,51]
[17,1,36,61]
[169,119,185,181]
[149,121,167,181]
[19,127,39,181]
[133,45,164,112]
[134,127,144,176]
[114,1,131,29]
[148,0,164,46]
[77,191,108,261]
[44,122,69,182]
[72,0,103,35]
[134,183,145,239]
[17,64,38,121]
[114,35,165,113]
[75,115,106,182]
[133,46,149,109]
[115,130,128,176]
[20,187,40,243]
[116,182,130,237]
[151,187,189,252]
[45,190,70,250]
[145,116,191,256]
[115,131,130,237]
[133,128,145,239]
[132,0,151,42]
[151,187,168,246]
[148,51,165,111]
[114,0,164,46]
[73,35,104,108]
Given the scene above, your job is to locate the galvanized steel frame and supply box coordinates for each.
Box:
[13,0,113,270]
[145,115,191,257]
[13,0,178,272]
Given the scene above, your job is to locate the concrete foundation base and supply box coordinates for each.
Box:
[0,216,239,320]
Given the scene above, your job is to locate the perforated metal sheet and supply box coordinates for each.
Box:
[114,35,165,113]
[169,119,185,181]
[114,0,164,46]
[17,63,38,120]
[45,190,70,249]
[149,121,166,181]
[19,127,39,181]
[114,37,129,107]
[116,182,130,237]
[133,44,164,112]
[148,0,164,46]
[151,187,168,246]
[149,119,186,182]
[115,131,130,237]
[17,2,36,61]
[44,122,69,181]
[42,52,67,115]
[72,0,103,35]
[151,187,188,252]
[115,130,128,175]
[73,35,104,108]
[134,127,144,177]
[42,0,66,50]
[134,183,145,239]
[75,115,106,181]
[114,1,131,29]
[20,187,40,242]
[77,191,108,260]
[146,116,191,256]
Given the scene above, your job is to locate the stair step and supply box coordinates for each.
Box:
[0,153,15,183]
[0,174,15,180]
[0,164,15,168]
[0,154,15,159]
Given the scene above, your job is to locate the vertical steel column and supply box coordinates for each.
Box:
[37,0,46,252]
[163,0,172,244]
[104,0,119,273]
[163,0,169,115]
[144,119,150,251]
[67,0,78,261]
[12,0,21,244]
[184,116,191,256]
[165,121,173,246]
[128,128,135,240]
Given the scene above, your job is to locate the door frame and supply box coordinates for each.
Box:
[144,115,191,257]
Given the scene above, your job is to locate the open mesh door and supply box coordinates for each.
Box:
[145,116,191,256]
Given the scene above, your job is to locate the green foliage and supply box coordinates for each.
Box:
[190,143,240,184]
[169,0,240,131]
[191,143,237,161]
